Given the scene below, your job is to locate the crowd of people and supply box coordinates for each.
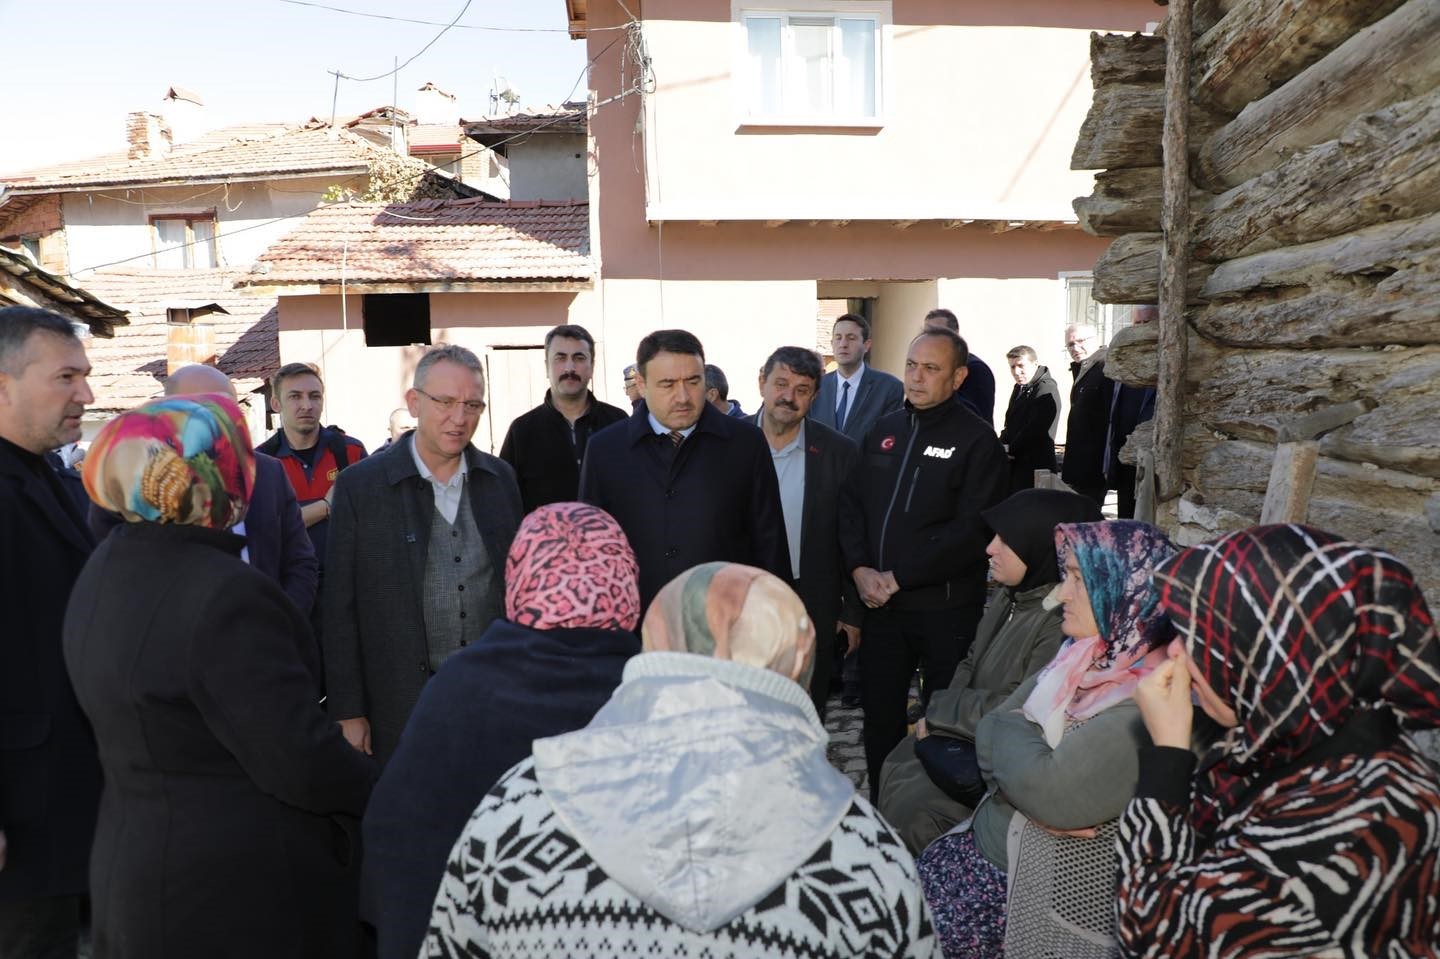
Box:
[2,301,1438,959]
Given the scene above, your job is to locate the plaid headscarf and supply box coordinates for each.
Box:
[1023,521,1176,745]
[1155,524,1440,831]
[641,562,815,687]
[503,502,640,632]
[83,393,255,530]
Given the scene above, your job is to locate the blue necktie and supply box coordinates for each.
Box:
[836,380,852,431]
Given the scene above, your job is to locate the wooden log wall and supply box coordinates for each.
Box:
[1071,0,1440,608]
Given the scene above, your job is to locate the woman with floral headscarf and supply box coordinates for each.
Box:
[363,502,643,959]
[1119,524,1440,958]
[424,562,937,958]
[917,520,1176,959]
[63,394,375,959]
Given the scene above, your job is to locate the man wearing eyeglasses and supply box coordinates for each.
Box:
[1060,323,1115,508]
[321,344,522,766]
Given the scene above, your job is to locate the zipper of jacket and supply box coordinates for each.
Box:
[877,411,919,569]
[902,465,921,513]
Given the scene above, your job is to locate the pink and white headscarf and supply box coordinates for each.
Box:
[504,502,641,633]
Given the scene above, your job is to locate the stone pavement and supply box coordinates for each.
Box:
[824,693,868,794]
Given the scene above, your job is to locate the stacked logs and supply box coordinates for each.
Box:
[1071,0,1440,600]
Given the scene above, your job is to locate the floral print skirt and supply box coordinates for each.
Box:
[917,829,1008,959]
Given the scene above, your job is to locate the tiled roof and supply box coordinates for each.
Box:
[0,246,129,336]
[75,268,278,412]
[1,124,378,192]
[462,103,587,137]
[244,198,591,287]
[410,124,462,150]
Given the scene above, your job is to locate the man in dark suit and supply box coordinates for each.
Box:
[1060,323,1116,507]
[579,329,788,608]
[89,364,320,618]
[812,313,905,445]
[924,308,997,426]
[748,346,861,718]
[0,306,103,958]
[323,344,523,765]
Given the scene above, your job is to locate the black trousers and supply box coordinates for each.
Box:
[859,601,984,802]
[0,895,81,959]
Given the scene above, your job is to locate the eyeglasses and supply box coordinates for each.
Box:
[414,388,486,416]
[1065,335,1095,349]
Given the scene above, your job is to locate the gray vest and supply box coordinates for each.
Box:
[420,485,499,672]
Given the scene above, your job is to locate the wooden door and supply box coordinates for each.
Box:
[480,347,549,454]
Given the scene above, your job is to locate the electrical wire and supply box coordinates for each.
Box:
[335,0,473,83]
[276,0,632,32]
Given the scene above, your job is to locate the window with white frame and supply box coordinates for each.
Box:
[151,213,218,269]
[740,7,885,122]
[1062,273,1135,348]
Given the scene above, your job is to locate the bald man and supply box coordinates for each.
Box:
[88,365,319,617]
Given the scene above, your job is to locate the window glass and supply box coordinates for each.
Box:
[790,17,834,115]
[745,17,783,115]
[191,218,217,269]
[154,219,187,269]
[837,18,877,117]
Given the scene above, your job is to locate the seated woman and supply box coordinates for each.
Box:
[1120,524,1440,958]
[879,488,1102,852]
[424,563,936,958]
[918,521,1176,959]
[65,394,375,959]
[363,501,643,959]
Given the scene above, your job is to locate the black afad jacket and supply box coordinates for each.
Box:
[840,399,1009,610]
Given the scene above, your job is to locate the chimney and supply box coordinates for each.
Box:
[162,86,205,146]
[127,112,173,160]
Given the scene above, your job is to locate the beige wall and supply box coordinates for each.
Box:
[627,0,1155,222]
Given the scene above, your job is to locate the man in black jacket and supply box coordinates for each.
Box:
[748,346,861,719]
[500,324,627,513]
[840,328,1009,798]
[999,345,1060,493]
[1060,323,1115,507]
[0,307,102,957]
[580,329,788,608]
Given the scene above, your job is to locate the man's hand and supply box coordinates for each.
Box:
[301,499,329,529]
[853,568,900,608]
[838,622,861,656]
[339,717,372,755]
[1135,653,1193,750]
[914,718,929,740]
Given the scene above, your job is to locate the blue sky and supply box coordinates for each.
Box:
[0,0,588,174]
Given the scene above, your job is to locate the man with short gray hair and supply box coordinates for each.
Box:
[322,343,523,765]
[0,306,102,958]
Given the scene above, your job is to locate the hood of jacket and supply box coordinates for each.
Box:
[530,651,855,933]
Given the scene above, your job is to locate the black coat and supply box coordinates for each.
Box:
[362,618,638,959]
[840,401,1009,610]
[580,402,790,608]
[322,434,523,764]
[1000,365,1061,490]
[746,413,861,713]
[89,451,320,616]
[1061,353,1116,494]
[63,522,376,958]
[956,354,997,425]
[499,390,628,513]
[0,437,101,902]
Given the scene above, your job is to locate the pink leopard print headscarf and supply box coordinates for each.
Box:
[504,502,641,633]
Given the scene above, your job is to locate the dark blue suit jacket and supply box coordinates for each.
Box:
[580,402,790,607]
[812,365,906,445]
[90,452,319,616]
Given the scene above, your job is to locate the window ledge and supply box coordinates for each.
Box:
[735,117,884,133]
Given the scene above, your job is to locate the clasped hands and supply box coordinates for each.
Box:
[853,567,899,609]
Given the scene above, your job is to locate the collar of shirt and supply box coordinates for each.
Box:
[647,413,697,440]
[835,364,866,392]
[409,436,466,523]
[769,418,805,459]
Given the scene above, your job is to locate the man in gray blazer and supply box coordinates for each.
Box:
[323,344,522,764]
[811,314,904,445]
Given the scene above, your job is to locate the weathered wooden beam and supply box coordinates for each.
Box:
[1092,232,1209,304]
[1071,83,1164,170]
[1194,0,1407,114]
[1194,89,1440,262]
[1194,209,1440,347]
[1198,0,1440,189]
[1074,167,1163,236]
[1192,0,1244,34]
[1259,441,1320,524]
[1090,32,1167,87]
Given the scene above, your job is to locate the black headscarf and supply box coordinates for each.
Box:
[981,488,1103,592]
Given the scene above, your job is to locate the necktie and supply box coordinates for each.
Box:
[836,380,852,431]
[668,430,684,447]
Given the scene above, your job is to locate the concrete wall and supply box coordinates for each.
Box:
[625,0,1156,222]
[61,175,352,277]
[509,134,588,202]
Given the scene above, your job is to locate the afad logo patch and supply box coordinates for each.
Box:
[880,435,897,451]
[923,445,955,460]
